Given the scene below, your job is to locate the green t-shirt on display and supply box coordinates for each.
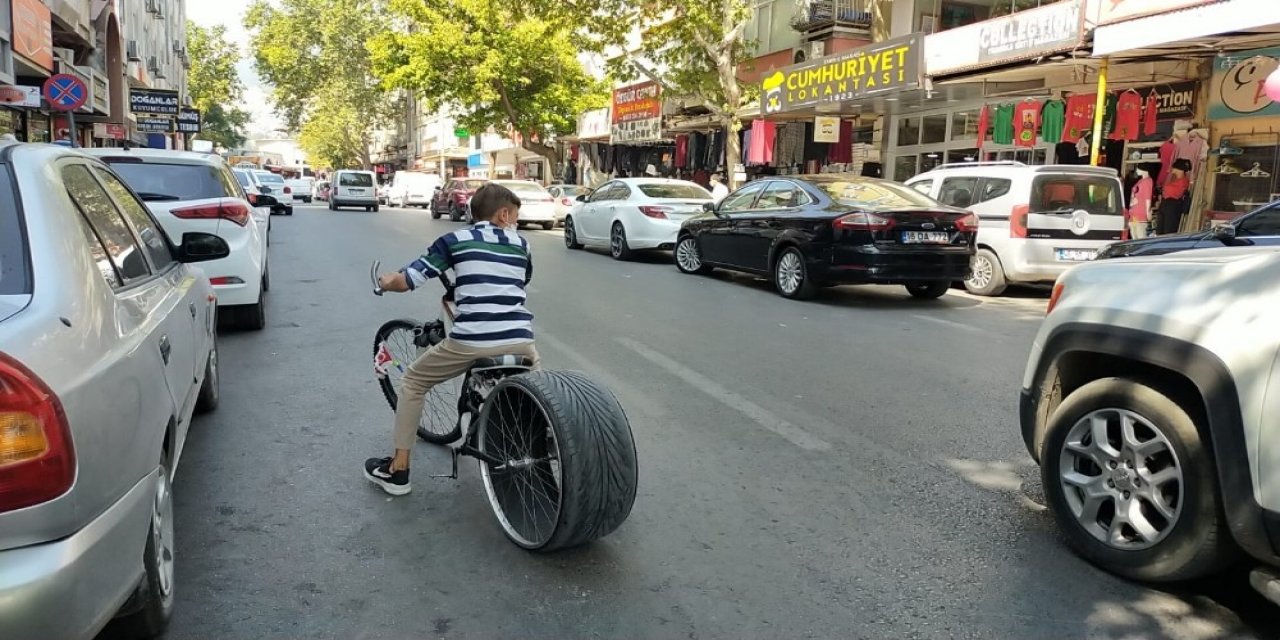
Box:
[992,104,1015,145]
[1041,100,1065,144]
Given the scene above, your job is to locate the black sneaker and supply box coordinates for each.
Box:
[364,457,411,496]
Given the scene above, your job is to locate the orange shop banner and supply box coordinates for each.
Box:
[13,0,53,72]
[611,81,662,144]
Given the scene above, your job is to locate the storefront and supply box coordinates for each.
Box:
[1203,45,1280,224]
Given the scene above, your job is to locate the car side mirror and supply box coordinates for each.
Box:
[257,194,279,207]
[1213,223,1239,244]
[258,185,271,194]
[175,232,231,264]
[576,195,587,202]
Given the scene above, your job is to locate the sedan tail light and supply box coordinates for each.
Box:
[561,197,574,206]
[0,353,75,514]
[1010,204,1030,238]
[834,212,895,231]
[171,200,251,227]
[638,205,671,219]
[283,186,292,194]
[1046,280,1065,314]
[955,212,979,233]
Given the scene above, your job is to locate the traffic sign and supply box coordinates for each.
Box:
[42,74,87,112]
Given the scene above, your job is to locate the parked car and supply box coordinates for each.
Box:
[0,142,226,639]
[672,176,977,300]
[91,148,272,330]
[490,180,558,230]
[252,170,294,216]
[231,169,277,237]
[377,184,388,205]
[386,170,442,209]
[431,177,487,221]
[1097,199,1280,259]
[564,178,713,260]
[547,184,590,226]
[329,170,379,212]
[905,162,1125,297]
[316,180,331,202]
[287,176,316,203]
[1020,246,1280,603]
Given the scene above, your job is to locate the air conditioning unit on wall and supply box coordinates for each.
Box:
[791,40,825,64]
[127,40,141,61]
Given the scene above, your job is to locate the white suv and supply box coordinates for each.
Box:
[906,162,1125,296]
[1020,246,1280,602]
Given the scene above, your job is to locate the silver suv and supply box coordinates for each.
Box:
[906,162,1125,296]
[1020,246,1280,603]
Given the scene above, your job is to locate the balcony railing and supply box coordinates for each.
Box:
[791,0,874,33]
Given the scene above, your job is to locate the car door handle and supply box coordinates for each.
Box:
[159,335,172,365]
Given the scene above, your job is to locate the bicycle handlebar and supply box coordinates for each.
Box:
[370,260,455,297]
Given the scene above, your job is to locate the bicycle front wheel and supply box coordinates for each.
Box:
[373,318,461,444]
[476,370,638,552]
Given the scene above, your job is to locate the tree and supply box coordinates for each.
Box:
[185,22,251,149]
[244,0,394,168]
[595,2,757,188]
[368,0,609,170]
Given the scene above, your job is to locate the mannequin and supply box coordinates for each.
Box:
[1128,167,1153,239]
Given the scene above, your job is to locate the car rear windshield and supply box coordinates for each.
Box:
[257,173,284,184]
[637,183,711,199]
[233,171,251,187]
[340,173,374,187]
[458,180,486,190]
[498,183,548,197]
[1031,175,1122,216]
[0,168,30,294]
[106,161,237,202]
[811,178,941,209]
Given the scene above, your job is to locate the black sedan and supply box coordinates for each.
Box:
[674,175,977,300]
[1097,200,1280,259]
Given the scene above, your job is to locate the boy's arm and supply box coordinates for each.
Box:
[400,236,453,291]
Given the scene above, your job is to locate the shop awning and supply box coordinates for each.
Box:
[1093,0,1280,57]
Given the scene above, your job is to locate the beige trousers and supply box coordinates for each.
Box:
[393,338,540,450]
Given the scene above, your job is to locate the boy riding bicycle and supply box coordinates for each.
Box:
[365,183,539,496]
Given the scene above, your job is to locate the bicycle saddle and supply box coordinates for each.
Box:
[471,355,536,370]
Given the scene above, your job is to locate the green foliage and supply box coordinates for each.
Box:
[185,22,250,149]
[369,0,609,166]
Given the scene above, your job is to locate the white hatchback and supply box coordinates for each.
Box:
[563,178,713,260]
[89,148,271,330]
[253,170,295,215]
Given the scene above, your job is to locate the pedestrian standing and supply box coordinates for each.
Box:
[1157,159,1192,235]
[710,173,729,202]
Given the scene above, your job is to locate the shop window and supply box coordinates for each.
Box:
[951,110,980,141]
[897,117,921,146]
[921,153,943,174]
[939,177,979,208]
[894,155,918,181]
[922,115,947,145]
[946,148,979,164]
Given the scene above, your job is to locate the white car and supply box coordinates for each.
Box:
[329,170,379,212]
[547,184,590,226]
[490,179,557,230]
[253,170,295,216]
[387,170,441,208]
[90,148,271,330]
[232,169,276,228]
[905,162,1126,297]
[287,176,316,203]
[563,178,713,260]
[1021,246,1280,601]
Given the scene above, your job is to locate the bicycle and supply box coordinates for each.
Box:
[370,261,638,551]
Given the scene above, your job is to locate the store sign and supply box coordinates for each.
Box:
[177,108,201,133]
[1142,81,1199,119]
[0,85,41,107]
[977,0,1084,64]
[577,108,610,139]
[761,34,922,115]
[1209,47,1280,120]
[13,0,54,72]
[611,81,662,143]
[1097,0,1219,25]
[93,123,127,140]
[130,88,180,115]
[137,116,174,133]
[814,116,840,143]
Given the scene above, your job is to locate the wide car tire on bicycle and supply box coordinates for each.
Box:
[477,370,638,552]
[373,318,461,445]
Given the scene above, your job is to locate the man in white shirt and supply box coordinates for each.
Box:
[710,173,729,202]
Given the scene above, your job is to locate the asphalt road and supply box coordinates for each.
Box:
[121,203,1279,639]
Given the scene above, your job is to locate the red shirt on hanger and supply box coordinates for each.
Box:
[1110,91,1143,141]
[1014,99,1041,148]
[1143,93,1159,136]
[1061,94,1095,143]
[976,105,990,150]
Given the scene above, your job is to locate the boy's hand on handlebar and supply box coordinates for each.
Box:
[377,272,411,293]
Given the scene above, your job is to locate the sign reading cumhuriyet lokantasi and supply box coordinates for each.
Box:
[137,116,174,133]
[762,34,923,115]
[130,88,180,115]
[177,107,201,134]
[977,0,1084,64]
[611,81,662,144]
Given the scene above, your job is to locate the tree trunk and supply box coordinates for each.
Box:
[524,140,562,181]
[724,118,742,190]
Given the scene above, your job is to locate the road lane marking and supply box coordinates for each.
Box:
[615,337,832,452]
[910,314,982,333]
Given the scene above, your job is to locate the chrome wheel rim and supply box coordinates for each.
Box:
[967,255,993,290]
[207,344,218,397]
[777,251,802,294]
[1058,408,1184,550]
[611,226,624,257]
[478,384,563,548]
[676,238,702,271]
[383,327,459,437]
[152,463,175,598]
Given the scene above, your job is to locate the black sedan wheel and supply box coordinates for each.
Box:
[564,218,583,249]
[774,247,817,300]
[674,236,712,275]
[610,223,633,261]
[450,204,462,222]
[905,281,949,299]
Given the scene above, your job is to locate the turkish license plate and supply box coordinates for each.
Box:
[902,231,949,244]
[1056,248,1096,261]
[350,188,366,194]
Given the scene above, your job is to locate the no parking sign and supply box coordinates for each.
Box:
[42,74,87,112]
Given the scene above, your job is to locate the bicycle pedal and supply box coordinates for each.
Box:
[422,445,459,479]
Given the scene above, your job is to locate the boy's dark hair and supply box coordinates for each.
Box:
[469,183,521,221]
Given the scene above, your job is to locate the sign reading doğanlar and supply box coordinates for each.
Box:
[611,81,662,144]
[762,35,922,115]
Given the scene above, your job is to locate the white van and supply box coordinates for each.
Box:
[904,162,1125,296]
[387,170,442,208]
[330,170,379,212]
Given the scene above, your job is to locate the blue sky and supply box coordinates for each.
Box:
[188,0,284,137]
